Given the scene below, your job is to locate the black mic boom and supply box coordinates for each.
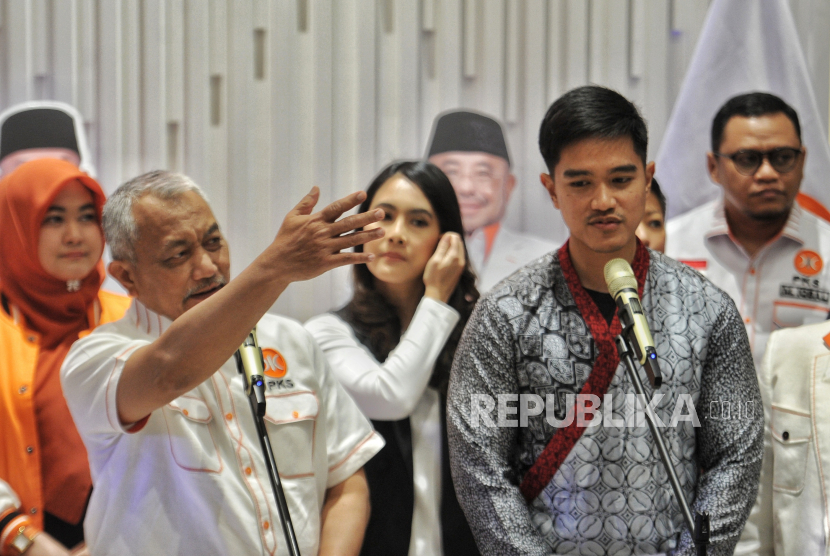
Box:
[604,258,662,388]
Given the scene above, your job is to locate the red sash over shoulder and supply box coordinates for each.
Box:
[519,240,649,502]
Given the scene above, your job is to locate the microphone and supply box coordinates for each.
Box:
[604,258,662,388]
[234,329,267,415]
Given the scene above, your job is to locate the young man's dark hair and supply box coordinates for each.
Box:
[710,92,801,152]
[538,85,649,171]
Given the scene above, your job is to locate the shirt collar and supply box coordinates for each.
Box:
[706,196,805,246]
[127,298,173,338]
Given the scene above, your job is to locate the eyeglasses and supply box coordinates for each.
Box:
[714,147,803,176]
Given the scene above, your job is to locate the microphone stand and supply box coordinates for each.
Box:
[235,329,302,556]
[614,332,709,556]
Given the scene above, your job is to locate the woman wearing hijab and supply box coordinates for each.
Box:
[306,161,480,555]
[0,159,130,556]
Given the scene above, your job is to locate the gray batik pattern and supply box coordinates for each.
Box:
[447,249,763,556]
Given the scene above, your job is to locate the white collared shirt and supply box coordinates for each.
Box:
[667,198,830,368]
[467,226,559,293]
[61,300,384,556]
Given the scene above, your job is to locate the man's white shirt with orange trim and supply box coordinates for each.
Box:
[60,299,384,556]
[667,198,830,370]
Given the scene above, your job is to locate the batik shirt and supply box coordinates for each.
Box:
[447,242,763,556]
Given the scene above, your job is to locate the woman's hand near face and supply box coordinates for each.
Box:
[423,232,466,303]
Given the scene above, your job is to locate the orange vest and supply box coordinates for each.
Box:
[0,290,131,528]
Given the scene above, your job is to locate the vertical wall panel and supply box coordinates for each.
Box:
[165,0,184,170]
[6,0,33,104]
[546,0,564,104]
[396,0,421,159]
[470,0,505,117]
[587,0,608,85]
[636,0,669,161]
[0,1,6,105]
[76,0,96,122]
[206,0,228,226]
[96,0,122,192]
[420,0,461,145]
[31,0,49,98]
[605,0,629,93]
[518,1,567,245]
[182,0,209,191]
[141,0,166,171]
[377,0,401,165]
[563,0,589,90]
[629,0,646,80]
[503,0,520,124]
[120,0,141,179]
[52,0,75,103]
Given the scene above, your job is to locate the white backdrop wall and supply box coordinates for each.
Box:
[1,0,828,321]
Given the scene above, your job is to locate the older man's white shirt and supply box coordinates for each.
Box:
[467,226,559,293]
[61,299,383,556]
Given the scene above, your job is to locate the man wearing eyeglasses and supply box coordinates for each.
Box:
[666,92,830,369]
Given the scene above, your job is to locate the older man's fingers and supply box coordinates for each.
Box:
[318,190,367,222]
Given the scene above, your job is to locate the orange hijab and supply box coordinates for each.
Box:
[0,158,108,524]
[0,158,105,347]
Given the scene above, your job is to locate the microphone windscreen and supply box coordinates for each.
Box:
[604,258,637,297]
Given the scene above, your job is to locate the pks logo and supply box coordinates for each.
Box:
[262,348,287,378]
[795,250,823,277]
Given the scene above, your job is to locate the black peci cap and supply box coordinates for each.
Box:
[0,108,80,161]
[427,110,510,166]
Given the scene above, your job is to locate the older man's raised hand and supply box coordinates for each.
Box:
[267,187,384,284]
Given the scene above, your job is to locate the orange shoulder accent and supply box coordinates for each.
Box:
[483,222,501,260]
[97,290,132,325]
[797,192,830,223]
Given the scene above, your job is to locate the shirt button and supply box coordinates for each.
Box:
[744,317,751,324]
[225,413,233,421]
[26,446,34,454]
[749,268,756,275]
[182,409,189,417]
[783,431,790,440]
[245,467,252,475]
[292,411,299,419]
[30,508,37,514]
[19,385,27,394]
[27,336,36,343]
[263,521,270,530]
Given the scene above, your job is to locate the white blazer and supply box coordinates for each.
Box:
[473,226,559,293]
[735,319,830,556]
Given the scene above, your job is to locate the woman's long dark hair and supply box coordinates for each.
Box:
[338,160,479,395]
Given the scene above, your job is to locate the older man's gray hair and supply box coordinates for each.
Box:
[103,170,207,262]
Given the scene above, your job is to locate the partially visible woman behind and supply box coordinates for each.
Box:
[305,161,480,555]
[0,159,131,556]
[635,177,667,253]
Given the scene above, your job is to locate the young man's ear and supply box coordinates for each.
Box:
[108,261,139,297]
[645,161,655,194]
[540,173,560,210]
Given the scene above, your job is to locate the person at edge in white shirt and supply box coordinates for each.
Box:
[305,161,481,556]
[666,92,830,369]
[59,170,387,556]
[426,109,558,292]
[733,319,830,556]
